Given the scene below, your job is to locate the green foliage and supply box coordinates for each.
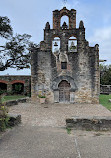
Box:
[0,90,7,95]
[0,16,13,39]
[38,94,46,98]
[99,94,111,111]
[6,91,14,95]
[0,16,39,71]
[66,127,71,134]
[2,95,26,103]
[14,84,22,93]
[0,90,15,96]
[0,115,10,131]
[0,105,10,132]
[100,64,111,85]
[0,34,32,71]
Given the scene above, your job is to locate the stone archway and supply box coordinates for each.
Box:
[52,75,77,103]
[58,80,71,102]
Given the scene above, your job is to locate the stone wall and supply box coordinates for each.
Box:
[31,7,100,104]
[31,50,55,103]
[53,7,76,29]
[100,85,111,94]
[66,116,111,131]
[0,75,31,95]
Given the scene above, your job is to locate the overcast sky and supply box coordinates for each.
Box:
[0,0,111,75]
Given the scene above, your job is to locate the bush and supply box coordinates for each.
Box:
[0,105,9,132]
[15,84,22,93]
[6,91,14,96]
[0,90,7,95]
[38,94,46,98]
[0,94,10,132]
[0,116,10,132]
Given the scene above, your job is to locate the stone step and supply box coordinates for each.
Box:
[66,116,111,131]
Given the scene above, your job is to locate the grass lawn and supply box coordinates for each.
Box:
[1,95,26,103]
[99,94,111,111]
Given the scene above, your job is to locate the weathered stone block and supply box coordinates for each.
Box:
[66,116,111,131]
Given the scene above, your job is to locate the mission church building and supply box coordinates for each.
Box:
[31,7,100,104]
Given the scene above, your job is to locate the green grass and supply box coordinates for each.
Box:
[66,127,71,134]
[99,94,111,111]
[1,95,26,103]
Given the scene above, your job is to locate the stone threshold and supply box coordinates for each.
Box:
[66,116,111,131]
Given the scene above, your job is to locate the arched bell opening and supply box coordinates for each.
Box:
[52,37,60,54]
[68,36,77,52]
[60,15,69,29]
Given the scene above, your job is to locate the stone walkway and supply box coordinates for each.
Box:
[0,103,111,158]
[9,103,111,127]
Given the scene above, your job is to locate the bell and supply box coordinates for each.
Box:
[70,41,75,48]
[54,42,58,47]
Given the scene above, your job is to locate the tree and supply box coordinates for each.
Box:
[0,34,32,71]
[0,16,36,131]
[0,16,13,39]
[100,64,111,85]
[0,16,37,71]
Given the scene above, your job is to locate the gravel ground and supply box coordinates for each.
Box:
[9,103,111,127]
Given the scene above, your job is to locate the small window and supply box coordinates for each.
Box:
[61,62,67,69]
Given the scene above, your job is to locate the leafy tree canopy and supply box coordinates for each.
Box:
[0,16,38,71]
[100,64,111,85]
[0,16,13,39]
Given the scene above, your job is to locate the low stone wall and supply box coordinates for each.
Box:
[100,85,111,94]
[5,97,29,106]
[66,116,111,131]
[8,113,21,127]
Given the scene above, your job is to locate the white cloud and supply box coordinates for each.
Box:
[88,27,111,64]
[88,27,111,42]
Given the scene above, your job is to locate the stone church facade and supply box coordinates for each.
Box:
[31,7,100,104]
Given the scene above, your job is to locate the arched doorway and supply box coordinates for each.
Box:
[58,80,71,102]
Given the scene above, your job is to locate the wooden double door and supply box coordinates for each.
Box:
[59,80,71,102]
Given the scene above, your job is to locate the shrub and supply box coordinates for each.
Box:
[0,90,7,95]
[6,91,14,96]
[38,94,46,98]
[0,94,10,132]
[0,105,9,132]
[15,84,22,93]
[0,116,10,132]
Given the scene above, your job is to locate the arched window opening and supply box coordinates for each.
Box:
[61,15,69,29]
[0,82,7,91]
[52,37,60,54]
[12,83,24,94]
[68,36,77,52]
